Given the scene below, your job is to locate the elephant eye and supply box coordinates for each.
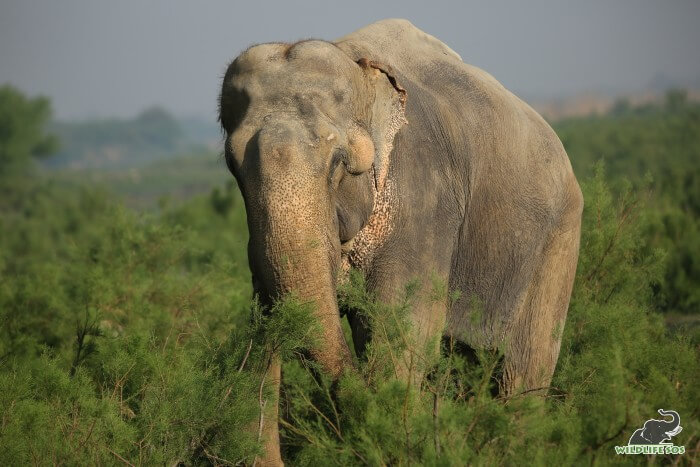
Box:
[328,148,347,187]
[330,148,347,173]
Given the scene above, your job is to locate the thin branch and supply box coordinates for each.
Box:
[238,339,253,373]
[297,390,343,440]
[497,386,557,402]
[433,390,441,456]
[257,370,268,442]
[74,419,97,455]
[203,446,234,466]
[106,447,135,467]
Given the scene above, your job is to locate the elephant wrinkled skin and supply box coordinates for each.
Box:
[218,19,583,465]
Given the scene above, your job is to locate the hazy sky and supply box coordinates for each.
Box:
[2,0,699,120]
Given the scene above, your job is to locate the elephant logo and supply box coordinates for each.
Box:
[628,409,683,445]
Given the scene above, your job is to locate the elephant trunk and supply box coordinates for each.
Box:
[658,409,680,431]
[245,134,353,377]
[254,230,352,377]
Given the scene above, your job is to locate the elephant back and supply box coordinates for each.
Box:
[334,19,511,106]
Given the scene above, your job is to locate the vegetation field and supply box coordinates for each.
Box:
[1,84,698,465]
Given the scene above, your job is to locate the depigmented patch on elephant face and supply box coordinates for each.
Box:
[337,66,405,280]
[374,100,407,192]
[340,173,396,278]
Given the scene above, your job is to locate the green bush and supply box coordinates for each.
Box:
[0,174,265,464]
[0,85,57,175]
[555,98,700,315]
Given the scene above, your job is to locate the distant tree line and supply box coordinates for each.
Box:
[46,105,186,170]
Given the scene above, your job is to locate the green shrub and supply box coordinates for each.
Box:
[555,101,700,315]
[0,175,262,464]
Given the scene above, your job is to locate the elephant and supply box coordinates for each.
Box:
[628,409,683,445]
[218,19,583,464]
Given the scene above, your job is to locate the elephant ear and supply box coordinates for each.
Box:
[356,58,407,192]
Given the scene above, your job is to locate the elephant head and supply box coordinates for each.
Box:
[219,40,406,376]
[628,409,683,445]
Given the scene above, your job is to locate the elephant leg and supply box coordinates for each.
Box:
[255,355,283,467]
[369,267,449,383]
[347,292,446,373]
[408,306,446,391]
[346,307,371,359]
[405,296,447,381]
[502,215,581,395]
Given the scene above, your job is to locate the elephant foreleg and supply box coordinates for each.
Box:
[402,297,447,383]
[367,267,449,384]
[502,207,581,395]
[255,354,283,467]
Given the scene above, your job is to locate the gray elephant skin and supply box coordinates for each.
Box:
[628,410,683,445]
[219,19,583,464]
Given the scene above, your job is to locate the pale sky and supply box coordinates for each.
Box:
[1,0,699,120]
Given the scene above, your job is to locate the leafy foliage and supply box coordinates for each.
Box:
[555,94,700,315]
[0,85,58,175]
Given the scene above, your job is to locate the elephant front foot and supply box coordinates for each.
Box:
[253,357,284,467]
